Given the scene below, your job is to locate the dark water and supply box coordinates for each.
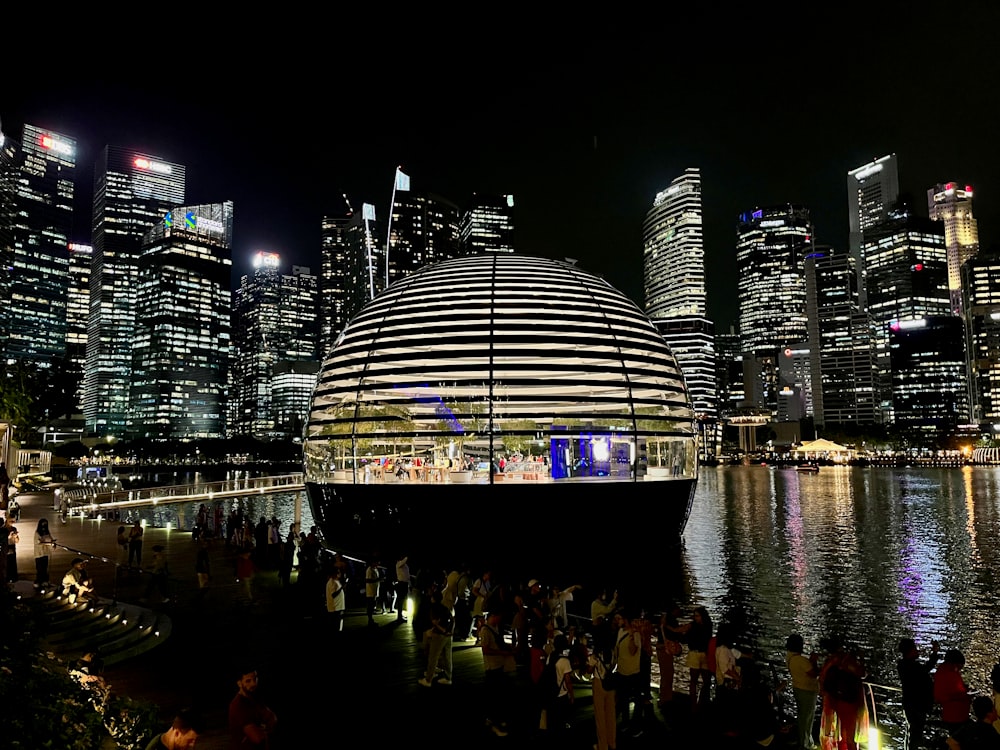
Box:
[676,465,1000,740]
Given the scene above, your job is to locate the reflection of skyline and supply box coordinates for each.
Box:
[683,466,1000,706]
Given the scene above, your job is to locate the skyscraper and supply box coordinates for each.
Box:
[961,245,1000,426]
[643,168,705,319]
[231,252,319,439]
[386,191,460,279]
[736,205,812,356]
[928,182,979,316]
[459,193,515,255]
[86,146,185,438]
[736,205,812,415]
[863,204,949,423]
[804,246,878,427]
[644,169,716,454]
[889,316,969,434]
[848,154,899,310]
[127,202,232,440]
[6,124,76,365]
[320,209,353,354]
[67,242,92,407]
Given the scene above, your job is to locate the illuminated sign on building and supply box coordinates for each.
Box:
[890,318,928,332]
[253,251,280,268]
[134,157,173,175]
[196,215,225,233]
[853,162,885,180]
[759,219,786,228]
[40,134,74,156]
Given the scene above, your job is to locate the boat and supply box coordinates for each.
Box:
[796,463,820,473]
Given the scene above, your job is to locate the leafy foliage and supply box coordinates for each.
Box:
[0,591,160,749]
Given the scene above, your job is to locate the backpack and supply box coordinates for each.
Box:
[541,653,566,703]
[823,664,862,701]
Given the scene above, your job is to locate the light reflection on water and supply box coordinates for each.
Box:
[119,471,315,538]
[683,465,1000,702]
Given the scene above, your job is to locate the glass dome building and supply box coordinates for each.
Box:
[304,254,698,578]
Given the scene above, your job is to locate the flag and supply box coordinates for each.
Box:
[363,203,376,221]
[394,168,410,192]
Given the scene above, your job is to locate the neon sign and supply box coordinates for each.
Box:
[134,157,173,175]
[40,134,74,156]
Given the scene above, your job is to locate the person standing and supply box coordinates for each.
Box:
[614,611,643,736]
[228,667,278,750]
[128,519,144,568]
[195,535,211,602]
[394,553,411,622]
[818,637,868,750]
[676,605,714,712]
[144,707,203,750]
[480,609,513,736]
[589,624,618,750]
[897,637,940,750]
[418,589,454,687]
[0,514,12,587]
[655,605,684,706]
[33,517,55,591]
[325,566,346,635]
[142,544,170,603]
[935,648,972,735]
[786,633,820,750]
[235,548,257,606]
[365,557,381,626]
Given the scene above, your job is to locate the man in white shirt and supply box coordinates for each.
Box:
[394,554,410,622]
[365,558,381,627]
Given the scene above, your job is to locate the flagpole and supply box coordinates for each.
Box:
[385,167,410,289]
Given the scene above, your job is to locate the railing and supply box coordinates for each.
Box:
[61,473,305,516]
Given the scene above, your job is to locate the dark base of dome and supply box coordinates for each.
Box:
[306,478,696,590]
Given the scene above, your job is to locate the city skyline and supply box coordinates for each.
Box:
[6,9,1000,331]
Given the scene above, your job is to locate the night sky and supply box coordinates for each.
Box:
[6,8,999,332]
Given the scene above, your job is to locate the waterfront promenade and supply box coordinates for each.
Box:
[9,489,716,749]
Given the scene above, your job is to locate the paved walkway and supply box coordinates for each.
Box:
[9,490,729,749]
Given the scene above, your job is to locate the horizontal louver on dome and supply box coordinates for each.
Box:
[305,255,697,484]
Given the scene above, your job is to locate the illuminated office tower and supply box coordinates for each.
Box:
[928,182,979,316]
[643,168,705,319]
[386,191,460,279]
[86,146,185,438]
[736,205,811,414]
[804,246,878,427]
[231,253,319,439]
[338,207,385,326]
[320,210,352,352]
[6,124,76,365]
[863,203,949,423]
[66,243,92,405]
[0,125,19,356]
[889,316,969,435]
[961,246,1000,426]
[459,193,515,255]
[271,360,321,439]
[848,154,899,310]
[777,346,812,422]
[127,203,232,440]
[653,317,718,457]
[714,327,745,413]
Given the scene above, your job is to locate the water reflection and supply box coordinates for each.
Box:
[116,491,314,541]
[682,465,1000,738]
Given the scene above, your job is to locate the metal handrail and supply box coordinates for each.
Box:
[67,473,305,515]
